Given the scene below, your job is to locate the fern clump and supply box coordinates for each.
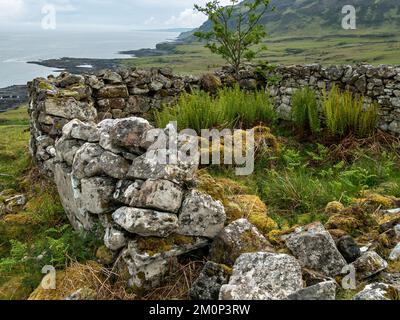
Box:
[154,85,276,133]
[291,87,320,135]
[322,85,378,138]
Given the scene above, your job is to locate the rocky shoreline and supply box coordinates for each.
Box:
[0,42,183,113]
[0,85,29,113]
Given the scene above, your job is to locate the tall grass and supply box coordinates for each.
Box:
[291,87,320,134]
[154,85,275,133]
[323,85,379,138]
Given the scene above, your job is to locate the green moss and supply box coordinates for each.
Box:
[136,235,195,257]
[38,81,54,91]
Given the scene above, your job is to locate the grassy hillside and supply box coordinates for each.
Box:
[122,0,400,74]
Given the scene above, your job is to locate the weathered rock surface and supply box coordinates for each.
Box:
[178,190,226,238]
[353,283,398,300]
[281,222,347,277]
[132,179,183,214]
[219,252,303,300]
[112,207,179,237]
[389,243,400,261]
[104,226,127,251]
[287,281,337,300]
[99,151,130,179]
[350,251,388,280]
[80,177,116,214]
[209,219,274,266]
[189,262,231,300]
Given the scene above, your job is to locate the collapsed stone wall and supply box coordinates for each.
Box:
[27,63,400,292]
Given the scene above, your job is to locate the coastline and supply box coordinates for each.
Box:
[0,41,182,113]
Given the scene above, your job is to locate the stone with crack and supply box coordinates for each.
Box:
[110,117,153,153]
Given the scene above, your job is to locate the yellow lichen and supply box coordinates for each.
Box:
[136,235,195,257]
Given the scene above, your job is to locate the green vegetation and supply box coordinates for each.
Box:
[122,29,400,75]
[323,85,379,138]
[291,87,320,135]
[194,0,272,76]
[154,85,275,133]
[0,106,101,300]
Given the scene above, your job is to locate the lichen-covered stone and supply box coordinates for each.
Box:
[132,179,184,214]
[287,281,337,300]
[62,119,99,142]
[44,98,96,122]
[219,252,303,300]
[178,190,226,238]
[97,85,129,99]
[353,283,398,300]
[281,222,347,277]
[104,226,127,251]
[80,177,116,214]
[110,117,153,152]
[55,138,83,166]
[350,251,388,280]
[189,262,231,300]
[72,143,104,179]
[112,207,179,237]
[127,150,198,184]
[54,164,98,231]
[99,151,130,179]
[209,219,274,266]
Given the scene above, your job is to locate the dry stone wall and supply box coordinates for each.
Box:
[27,63,400,291]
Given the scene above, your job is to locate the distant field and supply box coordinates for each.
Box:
[122,29,400,74]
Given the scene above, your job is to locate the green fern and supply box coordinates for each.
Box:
[291,87,320,135]
[322,85,378,138]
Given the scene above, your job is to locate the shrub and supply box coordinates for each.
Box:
[291,87,320,134]
[154,86,275,133]
[322,85,378,138]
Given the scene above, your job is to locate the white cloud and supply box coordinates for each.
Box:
[166,8,207,28]
[0,0,25,19]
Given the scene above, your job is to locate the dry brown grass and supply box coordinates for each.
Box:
[142,260,205,301]
[327,129,400,163]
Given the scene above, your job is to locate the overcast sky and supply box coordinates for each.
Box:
[0,0,232,31]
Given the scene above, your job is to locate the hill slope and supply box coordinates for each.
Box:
[179,0,400,40]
